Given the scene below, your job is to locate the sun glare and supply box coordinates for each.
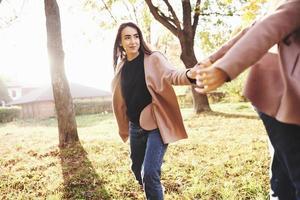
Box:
[0,0,114,91]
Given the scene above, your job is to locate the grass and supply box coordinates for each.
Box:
[0,102,270,200]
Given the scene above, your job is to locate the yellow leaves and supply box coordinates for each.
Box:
[221,0,233,4]
[241,0,268,24]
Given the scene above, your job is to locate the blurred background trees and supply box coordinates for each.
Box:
[82,0,268,108]
[0,0,270,113]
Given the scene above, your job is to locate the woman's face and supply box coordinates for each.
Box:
[120,26,140,60]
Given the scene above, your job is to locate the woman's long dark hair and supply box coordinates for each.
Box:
[113,22,152,71]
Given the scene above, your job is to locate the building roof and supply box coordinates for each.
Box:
[5,80,22,88]
[9,83,111,105]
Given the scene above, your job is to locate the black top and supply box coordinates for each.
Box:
[120,53,152,124]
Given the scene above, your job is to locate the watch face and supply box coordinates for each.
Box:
[0,0,25,29]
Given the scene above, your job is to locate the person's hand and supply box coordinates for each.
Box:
[187,58,212,79]
[195,66,229,93]
[198,58,212,68]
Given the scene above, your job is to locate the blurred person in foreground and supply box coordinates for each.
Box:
[195,0,300,199]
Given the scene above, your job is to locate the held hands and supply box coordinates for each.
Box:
[187,58,212,79]
[195,65,229,94]
[186,58,228,93]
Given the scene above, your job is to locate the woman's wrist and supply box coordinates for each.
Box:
[186,69,192,79]
[186,69,196,84]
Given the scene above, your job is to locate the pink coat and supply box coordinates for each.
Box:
[209,0,300,125]
[111,52,191,144]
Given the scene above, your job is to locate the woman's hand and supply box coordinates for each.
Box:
[187,58,212,79]
[195,66,229,93]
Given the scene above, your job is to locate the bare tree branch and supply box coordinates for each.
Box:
[144,0,178,36]
[100,0,117,23]
[162,0,181,30]
[192,0,201,34]
[200,12,240,16]
[158,9,178,28]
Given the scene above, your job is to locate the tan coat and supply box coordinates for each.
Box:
[111,52,191,144]
[209,0,300,125]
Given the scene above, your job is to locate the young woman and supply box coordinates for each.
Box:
[195,1,300,199]
[111,22,196,199]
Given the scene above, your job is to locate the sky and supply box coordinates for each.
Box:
[0,0,274,92]
[0,0,114,91]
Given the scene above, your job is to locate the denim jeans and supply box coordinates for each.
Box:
[129,122,168,200]
[258,112,300,200]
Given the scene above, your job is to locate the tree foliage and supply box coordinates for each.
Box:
[196,0,269,102]
[198,0,268,55]
[82,0,269,112]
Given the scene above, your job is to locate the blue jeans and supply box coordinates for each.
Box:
[129,122,168,200]
[259,112,300,200]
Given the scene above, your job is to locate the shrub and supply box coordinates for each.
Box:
[74,99,112,116]
[207,92,226,103]
[218,70,249,103]
[0,106,21,123]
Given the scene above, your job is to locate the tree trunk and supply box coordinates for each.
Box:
[179,33,211,113]
[44,0,78,147]
[144,0,211,113]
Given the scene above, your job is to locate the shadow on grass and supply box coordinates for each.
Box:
[59,142,111,200]
[200,111,259,120]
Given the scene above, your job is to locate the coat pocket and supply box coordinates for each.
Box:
[291,53,300,78]
[139,103,158,131]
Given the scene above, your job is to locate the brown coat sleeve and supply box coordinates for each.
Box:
[149,52,191,86]
[211,0,300,80]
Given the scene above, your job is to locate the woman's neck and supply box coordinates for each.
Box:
[127,52,140,61]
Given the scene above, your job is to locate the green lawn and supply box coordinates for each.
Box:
[0,103,270,200]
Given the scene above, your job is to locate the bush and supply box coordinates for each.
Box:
[207,92,226,103]
[218,70,249,103]
[74,99,112,116]
[177,94,193,108]
[0,107,21,123]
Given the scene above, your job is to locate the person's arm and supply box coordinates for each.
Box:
[192,22,254,90]
[151,52,195,85]
[196,0,300,93]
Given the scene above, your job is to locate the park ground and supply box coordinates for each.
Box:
[0,102,270,200]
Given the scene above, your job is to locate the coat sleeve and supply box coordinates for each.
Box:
[150,52,192,86]
[211,0,300,80]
